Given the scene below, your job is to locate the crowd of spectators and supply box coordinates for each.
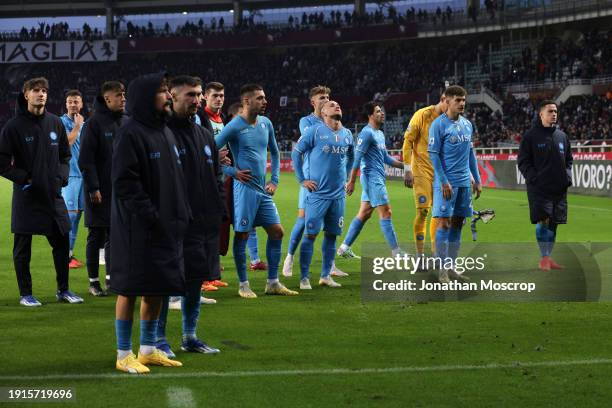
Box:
[118,5,465,39]
[0,21,104,42]
[0,40,471,144]
[467,95,612,147]
[0,27,610,148]
[1,2,512,42]
[500,31,611,84]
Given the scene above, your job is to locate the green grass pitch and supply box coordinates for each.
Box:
[0,173,611,407]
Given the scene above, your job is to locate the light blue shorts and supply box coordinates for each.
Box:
[432,186,473,218]
[61,176,85,211]
[304,195,345,236]
[298,186,309,210]
[360,174,389,208]
[233,181,280,232]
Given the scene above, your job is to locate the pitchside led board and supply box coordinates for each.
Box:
[0,40,118,63]
[379,152,612,198]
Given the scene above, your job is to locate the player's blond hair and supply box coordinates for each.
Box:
[309,85,331,99]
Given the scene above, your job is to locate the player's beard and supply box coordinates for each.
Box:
[331,114,342,121]
[156,102,173,122]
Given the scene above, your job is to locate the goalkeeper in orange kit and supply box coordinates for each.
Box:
[402,91,447,258]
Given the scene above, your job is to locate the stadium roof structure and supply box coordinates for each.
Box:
[0,0,366,18]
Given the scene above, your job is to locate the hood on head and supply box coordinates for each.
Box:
[126,72,168,128]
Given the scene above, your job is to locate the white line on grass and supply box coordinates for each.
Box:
[166,387,196,408]
[2,359,612,381]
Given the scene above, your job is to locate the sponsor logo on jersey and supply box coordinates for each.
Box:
[331,145,348,154]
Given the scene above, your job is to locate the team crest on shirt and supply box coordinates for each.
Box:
[449,135,458,144]
[204,145,212,157]
[49,131,57,141]
[322,145,331,153]
[344,136,351,145]
[357,138,363,146]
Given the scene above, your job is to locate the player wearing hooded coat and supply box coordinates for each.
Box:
[111,72,190,374]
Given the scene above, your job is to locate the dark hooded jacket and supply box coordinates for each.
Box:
[167,114,226,282]
[167,114,226,221]
[0,93,71,235]
[79,95,128,228]
[518,118,573,198]
[110,73,191,296]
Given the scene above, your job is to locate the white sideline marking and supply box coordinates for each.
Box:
[1,359,612,381]
[484,195,612,212]
[166,387,196,408]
